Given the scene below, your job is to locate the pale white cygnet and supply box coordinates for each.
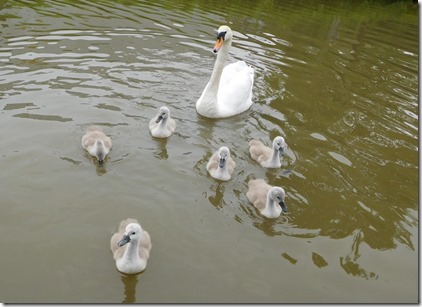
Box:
[249,136,287,168]
[206,146,236,181]
[149,106,176,138]
[81,126,112,165]
[110,218,152,274]
[246,179,287,219]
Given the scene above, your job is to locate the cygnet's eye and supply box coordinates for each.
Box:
[131,232,136,235]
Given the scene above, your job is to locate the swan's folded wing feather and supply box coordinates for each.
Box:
[139,230,152,259]
[218,61,254,117]
[206,151,220,172]
[103,136,112,149]
[149,116,158,131]
[249,140,272,162]
[247,179,271,211]
[110,233,126,260]
[227,157,236,174]
[168,118,176,132]
[82,134,95,149]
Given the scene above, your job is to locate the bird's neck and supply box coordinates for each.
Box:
[197,39,232,116]
[269,147,281,167]
[159,118,167,127]
[208,40,231,92]
[263,194,281,218]
[124,239,140,262]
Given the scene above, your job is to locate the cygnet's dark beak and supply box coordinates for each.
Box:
[219,158,226,168]
[279,146,286,156]
[279,201,287,213]
[98,159,104,166]
[118,234,131,247]
[155,115,163,123]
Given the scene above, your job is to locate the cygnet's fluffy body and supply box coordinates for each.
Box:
[110,218,152,274]
[249,136,287,168]
[206,146,236,181]
[246,179,287,219]
[149,106,176,138]
[82,126,112,164]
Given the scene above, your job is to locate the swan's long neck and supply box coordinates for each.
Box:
[197,39,232,116]
[269,147,281,167]
[159,117,168,127]
[209,40,231,92]
[123,238,140,262]
[262,193,280,218]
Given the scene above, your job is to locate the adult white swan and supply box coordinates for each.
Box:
[196,25,254,118]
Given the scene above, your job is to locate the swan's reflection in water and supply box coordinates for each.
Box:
[207,182,226,210]
[152,138,169,160]
[340,229,378,280]
[120,273,138,303]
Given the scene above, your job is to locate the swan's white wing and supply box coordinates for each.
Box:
[218,61,254,117]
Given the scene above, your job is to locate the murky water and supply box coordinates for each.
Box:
[0,0,418,303]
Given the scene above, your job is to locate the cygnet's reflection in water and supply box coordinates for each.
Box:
[152,138,169,160]
[120,273,139,303]
[83,152,108,176]
[207,182,226,210]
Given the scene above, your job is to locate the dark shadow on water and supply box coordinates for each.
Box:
[339,229,378,280]
[120,273,139,303]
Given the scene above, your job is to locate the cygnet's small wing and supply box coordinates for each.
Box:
[206,150,220,173]
[247,179,271,211]
[138,230,152,260]
[167,117,176,133]
[227,156,236,175]
[110,218,139,259]
[249,139,272,163]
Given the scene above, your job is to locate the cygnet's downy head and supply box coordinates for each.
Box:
[155,107,170,124]
[218,146,230,168]
[269,186,287,213]
[213,25,233,53]
[118,223,143,247]
[273,136,287,157]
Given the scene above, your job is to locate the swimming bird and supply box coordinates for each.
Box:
[110,218,152,274]
[206,146,236,181]
[196,25,254,118]
[249,136,287,168]
[81,126,112,165]
[149,106,176,138]
[246,179,287,219]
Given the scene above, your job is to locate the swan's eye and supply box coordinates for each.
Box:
[131,232,136,235]
[217,31,227,40]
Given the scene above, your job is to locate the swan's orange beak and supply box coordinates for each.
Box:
[213,37,224,53]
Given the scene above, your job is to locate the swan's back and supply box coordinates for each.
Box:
[246,179,272,211]
[218,61,254,117]
[249,139,272,163]
[82,126,112,150]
